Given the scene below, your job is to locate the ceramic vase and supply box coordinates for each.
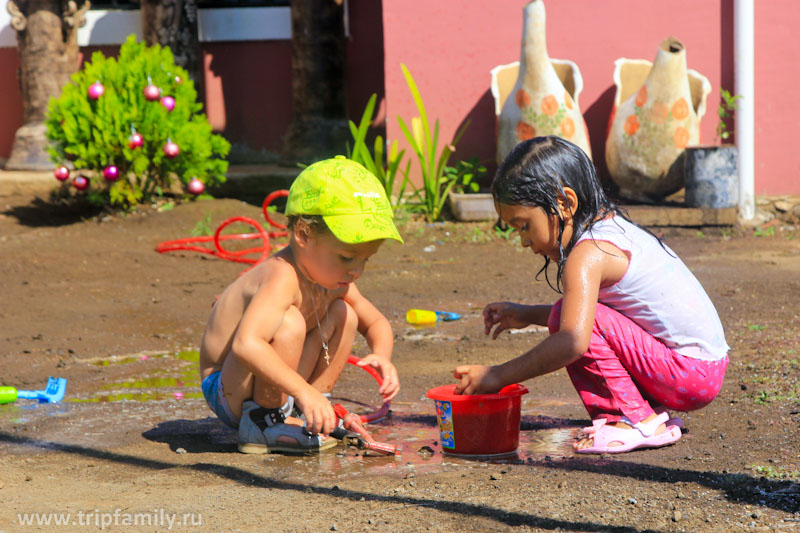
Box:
[605,37,711,202]
[494,0,591,165]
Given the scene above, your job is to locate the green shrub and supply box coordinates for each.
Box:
[45,35,230,208]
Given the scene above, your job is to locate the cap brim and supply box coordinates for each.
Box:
[323,213,404,244]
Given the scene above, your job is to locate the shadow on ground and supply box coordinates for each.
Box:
[3,197,103,227]
[2,430,798,530]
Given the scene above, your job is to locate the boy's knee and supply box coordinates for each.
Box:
[330,299,358,332]
[273,305,307,346]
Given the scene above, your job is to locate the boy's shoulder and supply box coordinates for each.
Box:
[249,252,300,288]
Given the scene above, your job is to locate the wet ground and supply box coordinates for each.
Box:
[0,193,799,532]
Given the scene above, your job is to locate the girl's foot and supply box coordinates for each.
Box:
[573,412,681,454]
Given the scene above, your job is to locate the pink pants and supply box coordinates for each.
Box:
[548,300,728,425]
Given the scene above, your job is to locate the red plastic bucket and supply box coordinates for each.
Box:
[426,383,529,456]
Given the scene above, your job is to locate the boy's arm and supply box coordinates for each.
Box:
[343,283,399,400]
[232,264,336,434]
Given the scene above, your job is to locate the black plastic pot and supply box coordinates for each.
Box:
[684,145,738,208]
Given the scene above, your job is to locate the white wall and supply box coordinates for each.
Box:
[0,4,290,48]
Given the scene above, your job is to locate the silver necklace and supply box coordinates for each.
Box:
[303,277,330,365]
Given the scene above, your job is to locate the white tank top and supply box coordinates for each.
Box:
[575,216,729,361]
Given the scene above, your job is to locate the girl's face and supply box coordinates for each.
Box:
[295,226,383,290]
[496,202,567,263]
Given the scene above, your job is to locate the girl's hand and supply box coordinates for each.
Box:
[294,388,337,436]
[357,355,400,402]
[483,302,530,339]
[453,365,503,395]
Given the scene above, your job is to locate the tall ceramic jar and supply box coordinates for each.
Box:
[605,37,711,201]
[496,0,591,164]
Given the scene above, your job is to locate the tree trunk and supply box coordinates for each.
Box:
[6,0,88,170]
[280,0,349,165]
[140,0,204,104]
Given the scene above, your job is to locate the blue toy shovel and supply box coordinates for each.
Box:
[0,377,67,404]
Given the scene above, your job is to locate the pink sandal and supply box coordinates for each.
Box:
[575,412,682,454]
[581,412,683,434]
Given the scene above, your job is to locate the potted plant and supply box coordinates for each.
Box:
[446,157,496,221]
[683,89,740,208]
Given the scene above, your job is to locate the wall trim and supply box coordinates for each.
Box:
[0,6,291,48]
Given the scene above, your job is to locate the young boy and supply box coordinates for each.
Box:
[199,156,403,454]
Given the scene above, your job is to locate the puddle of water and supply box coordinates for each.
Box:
[266,401,581,483]
[5,348,582,478]
[73,349,202,403]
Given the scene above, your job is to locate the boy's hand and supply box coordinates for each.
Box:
[357,355,400,402]
[294,388,337,436]
[483,302,529,339]
[453,364,503,395]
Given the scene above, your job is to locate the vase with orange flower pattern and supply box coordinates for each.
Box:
[605,37,711,201]
[495,0,591,165]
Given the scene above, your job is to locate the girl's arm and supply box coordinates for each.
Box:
[483,302,553,338]
[456,240,628,394]
[344,283,400,400]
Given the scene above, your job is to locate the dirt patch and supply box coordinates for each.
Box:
[0,193,798,532]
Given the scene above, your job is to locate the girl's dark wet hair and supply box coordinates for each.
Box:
[287,214,331,235]
[493,135,665,292]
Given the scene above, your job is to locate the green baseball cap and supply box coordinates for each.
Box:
[285,156,404,244]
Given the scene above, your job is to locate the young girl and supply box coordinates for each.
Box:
[454,136,729,454]
[200,157,402,454]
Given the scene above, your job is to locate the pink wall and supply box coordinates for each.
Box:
[382,0,799,195]
[754,0,800,195]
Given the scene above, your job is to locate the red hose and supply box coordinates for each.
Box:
[347,355,391,424]
[155,189,290,271]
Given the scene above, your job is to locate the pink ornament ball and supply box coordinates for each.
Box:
[128,132,144,149]
[161,96,176,112]
[174,75,183,84]
[88,82,105,100]
[163,141,180,158]
[103,165,119,182]
[187,177,205,195]
[72,175,89,191]
[143,84,161,101]
[54,166,70,182]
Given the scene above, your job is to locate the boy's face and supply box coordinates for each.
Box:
[299,228,384,290]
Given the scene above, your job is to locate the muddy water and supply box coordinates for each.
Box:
[0,350,582,480]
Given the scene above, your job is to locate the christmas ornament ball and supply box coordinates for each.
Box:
[161,96,176,112]
[54,166,70,182]
[163,141,180,158]
[88,82,105,100]
[187,178,205,195]
[103,165,120,182]
[72,175,89,191]
[128,132,144,149]
[143,84,161,101]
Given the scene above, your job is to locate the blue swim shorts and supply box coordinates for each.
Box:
[201,371,240,428]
